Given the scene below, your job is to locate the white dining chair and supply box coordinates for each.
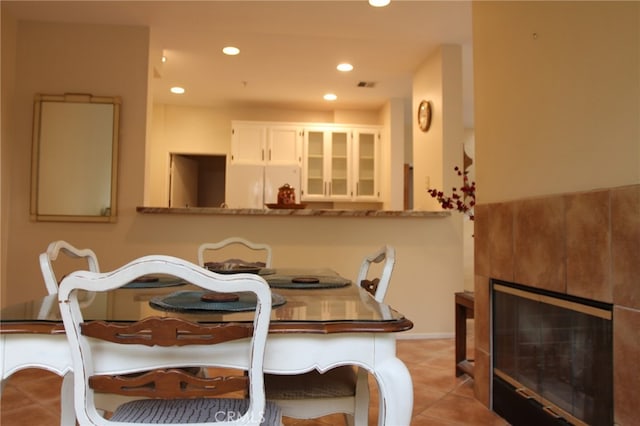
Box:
[356,245,396,303]
[264,245,396,425]
[197,237,273,268]
[39,240,104,425]
[39,240,100,295]
[57,254,282,425]
[39,241,185,423]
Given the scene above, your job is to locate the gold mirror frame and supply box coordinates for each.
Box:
[30,94,120,222]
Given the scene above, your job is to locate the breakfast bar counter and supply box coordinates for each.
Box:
[136,206,450,218]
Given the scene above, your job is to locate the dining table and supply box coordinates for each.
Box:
[0,267,414,426]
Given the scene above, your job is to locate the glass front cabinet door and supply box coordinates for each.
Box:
[353,128,380,201]
[329,129,351,200]
[303,129,326,199]
[302,126,380,202]
[302,127,352,201]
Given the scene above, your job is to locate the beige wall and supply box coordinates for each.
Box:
[1,17,466,336]
[2,19,151,307]
[381,98,407,210]
[412,45,465,211]
[411,44,467,292]
[1,10,18,307]
[474,1,639,204]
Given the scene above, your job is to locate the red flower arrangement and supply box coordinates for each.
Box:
[427,166,476,220]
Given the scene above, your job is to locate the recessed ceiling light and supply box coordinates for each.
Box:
[324,93,337,101]
[222,46,240,56]
[161,55,167,63]
[337,63,353,72]
[369,0,390,7]
[170,87,185,94]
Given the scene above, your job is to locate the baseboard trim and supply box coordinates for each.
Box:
[396,332,454,340]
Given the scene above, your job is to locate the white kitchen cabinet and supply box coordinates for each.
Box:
[268,125,302,165]
[301,125,380,202]
[230,121,301,166]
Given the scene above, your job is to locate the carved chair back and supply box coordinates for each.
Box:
[58,254,279,425]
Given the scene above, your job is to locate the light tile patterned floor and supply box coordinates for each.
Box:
[0,338,508,425]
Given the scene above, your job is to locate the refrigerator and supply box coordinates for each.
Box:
[225,164,301,209]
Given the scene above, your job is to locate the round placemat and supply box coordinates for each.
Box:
[265,274,351,289]
[205,264,262,275]
[149,290,286,312]
[122,275,187,289]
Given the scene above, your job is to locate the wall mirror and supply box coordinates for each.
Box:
[30,94,120,222]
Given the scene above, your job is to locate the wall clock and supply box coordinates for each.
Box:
[417,100,432,132]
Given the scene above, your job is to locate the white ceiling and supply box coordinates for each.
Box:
[4,0,474,126]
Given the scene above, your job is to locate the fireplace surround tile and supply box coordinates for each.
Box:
[473,184,638,419]
[513,196,566,293]
[473,348,491,407]
[565,190,612,302]
[474,274,490,353]
[611,185,640,310]
[474,203,491,277]
[488,202,514,282]
[613,305,640,425]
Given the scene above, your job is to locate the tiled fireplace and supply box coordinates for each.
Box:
[473,184,640,425]
[492,279,613,425]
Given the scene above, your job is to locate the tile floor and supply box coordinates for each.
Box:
[0,337,508,425]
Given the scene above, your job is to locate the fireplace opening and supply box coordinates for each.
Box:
[491,279,613,426]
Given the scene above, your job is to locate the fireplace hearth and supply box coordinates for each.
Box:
[491,279,613,426]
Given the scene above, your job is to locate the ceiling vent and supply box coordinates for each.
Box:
[357,81,376,88]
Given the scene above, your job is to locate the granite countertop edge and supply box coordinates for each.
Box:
[136,206,451,218]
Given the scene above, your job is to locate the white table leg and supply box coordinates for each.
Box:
[0,336,5,397]
[374,357,413,426]
[60,373,76,426]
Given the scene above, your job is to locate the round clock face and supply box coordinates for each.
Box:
[418,100,432,132]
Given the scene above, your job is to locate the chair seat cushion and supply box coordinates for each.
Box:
[110,398,282,424]
[264,366,357,399]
